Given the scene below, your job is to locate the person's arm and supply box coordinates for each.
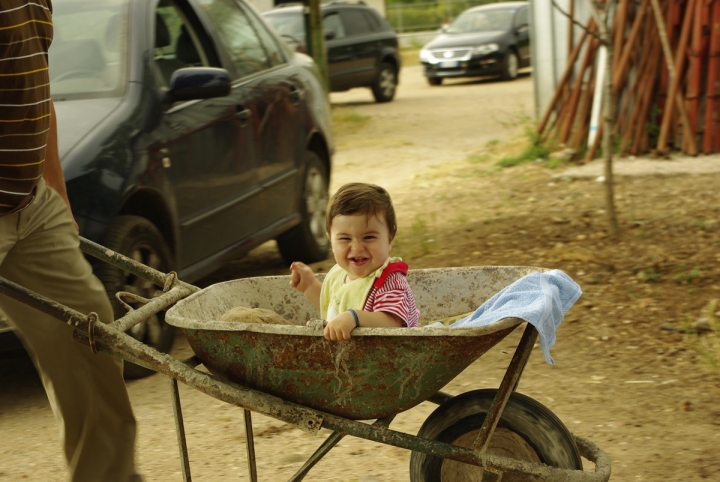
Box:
[289,262,322,309]
[42,100,77,229]
[323,309,402,341]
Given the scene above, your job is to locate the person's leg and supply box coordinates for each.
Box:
[0,180,141,482]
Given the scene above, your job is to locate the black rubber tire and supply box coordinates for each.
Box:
[427,77,443,86]
[371,62,397,103]
[409,389,582,481]
[95,215,175,380]
[500,49,519,81]
[276,151,330,264]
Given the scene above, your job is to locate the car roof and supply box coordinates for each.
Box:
[264,1,374,15]
[465,1,528,13]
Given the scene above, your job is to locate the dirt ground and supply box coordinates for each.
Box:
[2,66,720,481]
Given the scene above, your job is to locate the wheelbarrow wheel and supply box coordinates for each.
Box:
[409,389,582,481]
[96,215,175,380]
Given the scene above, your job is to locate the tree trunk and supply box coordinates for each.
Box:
[594,3,620,236]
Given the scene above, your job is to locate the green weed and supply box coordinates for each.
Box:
[637,268,661,283]
[673,266,701,284]
[394,215,438,258]
[684,300,720,372]
[496,128,552,168]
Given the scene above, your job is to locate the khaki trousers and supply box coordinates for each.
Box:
[0,179,141,482]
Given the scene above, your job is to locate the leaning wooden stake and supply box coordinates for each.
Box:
[655,0,698,155]
[705,0,720,153]
[538,20,595,135]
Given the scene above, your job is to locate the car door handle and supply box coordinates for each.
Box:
[289,86,304,103]
[235,107,251,121]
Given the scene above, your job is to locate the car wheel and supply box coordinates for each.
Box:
[500,49,519,81]
[371,62,397,103]
[95,215,175,380]
[409,389,582,481]
[427,77,442,86]
[276,151,330,264]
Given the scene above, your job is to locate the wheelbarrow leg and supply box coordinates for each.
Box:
[243,409,258,482]
[169,377,192,482]
[472,323,539,471]
[287,415,396,482]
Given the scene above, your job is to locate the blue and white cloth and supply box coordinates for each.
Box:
[449,269,582,365]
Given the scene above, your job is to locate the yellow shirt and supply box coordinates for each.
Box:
[320,257,402,320]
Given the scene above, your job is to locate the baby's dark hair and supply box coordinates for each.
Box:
[326,183,397,238]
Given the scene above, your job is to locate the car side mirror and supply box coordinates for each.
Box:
[516,23,529,34]
[164,67,231,106]
[324,30,336,40]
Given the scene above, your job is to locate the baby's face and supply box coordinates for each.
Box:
[328,213,393,281]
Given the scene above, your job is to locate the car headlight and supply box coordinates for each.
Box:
[473,43,499,55]
[420,49,432,61]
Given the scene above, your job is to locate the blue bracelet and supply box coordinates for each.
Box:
[348,308,359,328]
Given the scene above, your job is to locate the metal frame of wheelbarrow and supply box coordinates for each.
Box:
[0,237,611,482]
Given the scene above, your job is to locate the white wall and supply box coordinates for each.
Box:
[530,0,593,119]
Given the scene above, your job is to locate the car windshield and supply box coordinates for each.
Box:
[50,0,129,100]
[446,8,515,34]
[264,13,305,41]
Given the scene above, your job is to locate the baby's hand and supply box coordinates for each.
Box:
[324,311,356,341]
[289,262,315,293]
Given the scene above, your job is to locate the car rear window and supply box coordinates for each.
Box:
[339,8,373,37]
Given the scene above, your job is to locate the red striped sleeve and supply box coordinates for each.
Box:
[363,272,420,327]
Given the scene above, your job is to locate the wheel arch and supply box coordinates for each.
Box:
[117,189,177,261]
[305,131,331,178]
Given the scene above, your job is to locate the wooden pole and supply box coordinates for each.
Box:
[612,0,651,96]
[568,0,575,56]
[612,0,629,73]
[538,20,595,134]
[631,40,662,154]
[560,38,600,144]
[656,0,698,154]
[570,66,597,151]
[706,0,720,152]
[685,0,706,152]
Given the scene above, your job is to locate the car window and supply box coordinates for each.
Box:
[265,12,305,41]
[198,0,277,78]
[361,10,381,32]
[323,12,346,40]
[515,7,528,27]
[339,9,372,37]
[241,4,286,66]
[447,9,516,34]
[155,2,211,86]
[49,0,129,100]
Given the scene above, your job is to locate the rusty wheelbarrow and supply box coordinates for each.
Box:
[0,238,611,482]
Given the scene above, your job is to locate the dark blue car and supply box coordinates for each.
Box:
[1,0,334,377]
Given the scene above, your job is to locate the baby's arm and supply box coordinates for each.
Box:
[289,262,322,310]
[324,310,402,341]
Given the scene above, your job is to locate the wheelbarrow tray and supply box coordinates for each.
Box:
[166,266,543,420]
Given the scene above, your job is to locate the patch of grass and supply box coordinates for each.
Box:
[637,268,661,283]
[394,215,438,258]
[684,300,720,372]
[496,128,552,168]
[466,154,490,164]
[331,106,371,138]
[673,266,701,284]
